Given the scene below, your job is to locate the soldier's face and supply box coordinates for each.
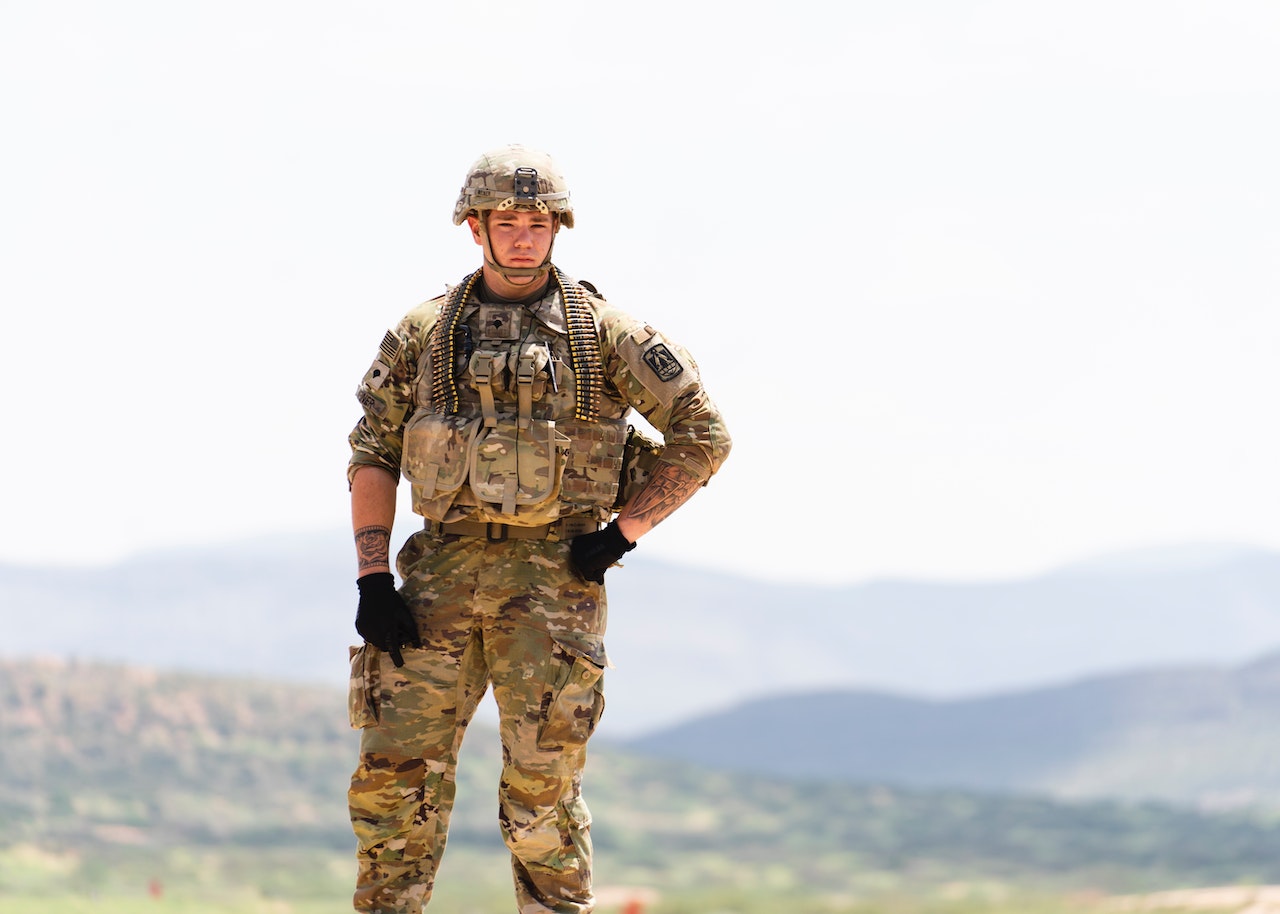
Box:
[471,210,557,274]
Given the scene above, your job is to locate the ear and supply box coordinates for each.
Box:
[466,213,484,246]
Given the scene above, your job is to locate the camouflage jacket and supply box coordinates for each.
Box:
[348,269,731,524]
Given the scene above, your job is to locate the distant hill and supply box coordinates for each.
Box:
[5,534,1280,734]
[8,657,1280,902]
[621,650,1280,808]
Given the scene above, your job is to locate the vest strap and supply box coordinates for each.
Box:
[471,352,500,428]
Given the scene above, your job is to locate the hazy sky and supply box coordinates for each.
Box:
[2,1,1278,585]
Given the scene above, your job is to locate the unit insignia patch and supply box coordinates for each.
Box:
[642,343,685,382]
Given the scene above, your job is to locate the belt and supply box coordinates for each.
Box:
[425,516,599,542]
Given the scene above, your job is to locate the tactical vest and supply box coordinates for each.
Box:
[400,268,630,526]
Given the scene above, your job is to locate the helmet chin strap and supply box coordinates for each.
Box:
[477,211,558,285]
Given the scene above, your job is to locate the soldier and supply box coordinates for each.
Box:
[345,145,732,914]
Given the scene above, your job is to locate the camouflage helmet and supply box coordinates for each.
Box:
[451,144,574,228]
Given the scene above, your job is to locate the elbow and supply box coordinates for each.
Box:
[660,430,731,483]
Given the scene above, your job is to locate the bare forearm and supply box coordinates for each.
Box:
[615,463,703,543]
[352,466,398,577]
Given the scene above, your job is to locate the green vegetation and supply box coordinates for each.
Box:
[0,854,1158,914]
[0,658,1272,912]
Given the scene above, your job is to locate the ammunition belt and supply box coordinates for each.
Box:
[553,267,603,422]
[428,270,482,414]
[427,266,602,421]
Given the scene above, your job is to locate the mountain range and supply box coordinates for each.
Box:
[620,649,1280,809]
[4,534,1280,735]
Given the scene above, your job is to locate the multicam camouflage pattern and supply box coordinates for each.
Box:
[349,273,732,524]
[348,644,380,729]
[557,418,628,509]
[349,532,606,914]
[346,271,731,913]
[469,420,564,521]
[399,413,480,520]
[452,144,575,228]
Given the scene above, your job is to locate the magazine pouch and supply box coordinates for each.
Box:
[402,412,482,521]
[468,418,567,525]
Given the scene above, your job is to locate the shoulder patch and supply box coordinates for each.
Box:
[616,324,699,409]
[642,343,685,383]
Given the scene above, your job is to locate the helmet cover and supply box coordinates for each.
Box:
[452,144,574,228]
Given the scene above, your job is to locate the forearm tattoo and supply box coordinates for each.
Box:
[355,525,392,571]
[625,464,701,529]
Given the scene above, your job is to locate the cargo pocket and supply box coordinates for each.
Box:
[347,644,381,729]
[536,638,607,750]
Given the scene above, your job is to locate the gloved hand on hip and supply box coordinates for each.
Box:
[355,572,422,667]
[569,520,636,584]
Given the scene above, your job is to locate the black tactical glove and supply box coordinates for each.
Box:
[569,520,636,585]
[355,572,421,668]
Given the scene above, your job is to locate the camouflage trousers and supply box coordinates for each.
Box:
[347,528,609,914]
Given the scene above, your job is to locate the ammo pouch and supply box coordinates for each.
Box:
[402,411,570,524]
[402,409,636,523]
[401,412,482,521]
[469,418,568,525]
